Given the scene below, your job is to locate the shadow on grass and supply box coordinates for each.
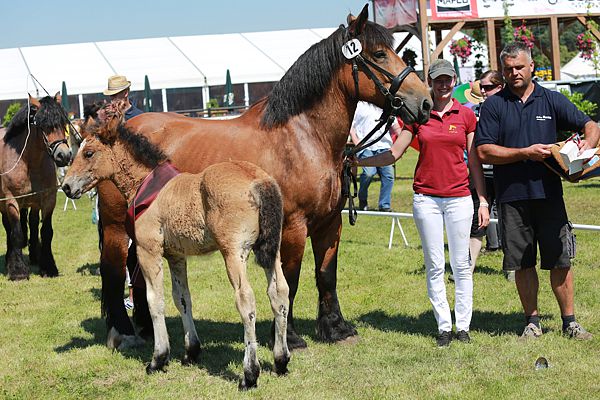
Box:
[357,309,534,337]
[54,315,316,383]
[76,262,101,276]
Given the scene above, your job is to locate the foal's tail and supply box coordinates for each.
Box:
[252,179,284,270]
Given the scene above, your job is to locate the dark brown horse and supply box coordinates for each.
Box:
[96,6,432,349]
[0,94,71,280]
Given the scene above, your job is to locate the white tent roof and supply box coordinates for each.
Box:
[0,28,337,101]
[0,27,483,102]
[561,56,599,81]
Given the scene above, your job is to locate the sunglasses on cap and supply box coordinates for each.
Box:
[480,83,501,91]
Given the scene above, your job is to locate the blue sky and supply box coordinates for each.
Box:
[1,0,370,49]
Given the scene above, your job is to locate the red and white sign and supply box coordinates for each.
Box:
[431,0,478,20]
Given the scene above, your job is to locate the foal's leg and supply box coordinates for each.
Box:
[223,250,260,390]
[137,244,170,373]
[166,254,201,365]
[27,208,40,265]
[264,251,290,375]
[4,203,29,280]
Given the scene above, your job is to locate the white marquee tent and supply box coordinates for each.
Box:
[0,27,485,115]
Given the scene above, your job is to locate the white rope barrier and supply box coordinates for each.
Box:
[341,209,600,249]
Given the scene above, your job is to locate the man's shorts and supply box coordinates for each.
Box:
[500,197,574,271]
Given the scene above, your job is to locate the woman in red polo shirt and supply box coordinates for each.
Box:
[355,59,489,347]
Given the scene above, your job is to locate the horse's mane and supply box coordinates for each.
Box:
[6,96,68,140]
[116,124,166,168]
[260,21,394,129]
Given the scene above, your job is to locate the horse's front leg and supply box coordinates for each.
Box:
[279,219,308,350]
[310,212,357,343]
[39,198,58,277]
[2,204,29,280]
[27,208,40,265]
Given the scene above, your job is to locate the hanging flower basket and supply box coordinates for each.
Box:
[514,22,535,49]
[449,36,472,65]
[577,31,597,60]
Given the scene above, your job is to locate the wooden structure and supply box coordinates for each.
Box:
[391,0,600,80]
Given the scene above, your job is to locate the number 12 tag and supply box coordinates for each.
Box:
[342,39,362,59]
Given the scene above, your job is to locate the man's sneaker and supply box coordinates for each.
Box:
[124,298,134,310]
[563,321,593,340]
[519,323,542,340]
[455,330,471,343]
[504,271,515,282]
[378,207,393,212]
[358,200,368,211]
[436,331,452,347]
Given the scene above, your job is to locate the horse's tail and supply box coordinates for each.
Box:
[252,178,283,270]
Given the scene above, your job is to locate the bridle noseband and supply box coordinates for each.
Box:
[341,25,418,225]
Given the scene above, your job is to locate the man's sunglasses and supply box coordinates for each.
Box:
[480,84,501,91]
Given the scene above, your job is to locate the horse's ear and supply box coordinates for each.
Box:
[28,93,40,108]
[55,92,62,104]
[348,4,369,37]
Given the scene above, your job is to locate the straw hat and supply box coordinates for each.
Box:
[103,75,131,96]
[464,80,484,104]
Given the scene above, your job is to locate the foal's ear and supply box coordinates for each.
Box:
[28,93,40,108]
[348,4,369,37]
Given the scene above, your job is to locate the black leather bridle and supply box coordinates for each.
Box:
[29,108,70,162]
[341,26,418,225]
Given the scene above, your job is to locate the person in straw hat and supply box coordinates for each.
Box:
[103,75,143,121]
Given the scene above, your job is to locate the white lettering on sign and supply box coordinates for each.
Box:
[342,39,362,60]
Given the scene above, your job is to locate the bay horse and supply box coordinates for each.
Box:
[96,5,432,349]
[0,94,71,280]
[62,107,290,389]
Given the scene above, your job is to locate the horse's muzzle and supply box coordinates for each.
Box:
[53,148,72,167]
[61,182,81,199]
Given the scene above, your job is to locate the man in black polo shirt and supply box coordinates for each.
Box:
[476,42,600,340]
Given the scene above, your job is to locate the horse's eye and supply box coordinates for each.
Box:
[84,151,94,159]
[374,50,387,60]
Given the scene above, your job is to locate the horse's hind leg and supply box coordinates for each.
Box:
[39,209,58,277]
[264,250,290,375]
[137,244,170,374]
[3,204,29,280]
[27,208,40,265]
[223,251,260,390]
[166,254,201,365]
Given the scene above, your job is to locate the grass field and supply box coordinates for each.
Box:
[1,148,600,399]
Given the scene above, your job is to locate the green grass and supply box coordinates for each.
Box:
[1,149,600,399]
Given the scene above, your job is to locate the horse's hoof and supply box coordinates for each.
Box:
[8,273,29,281]
[182,345,201,366]
[316,314,358,343]
[274,357,290,376]
[146,363,166,375]
[238,378,258,391]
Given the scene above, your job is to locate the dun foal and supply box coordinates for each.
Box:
[62,110,290,389]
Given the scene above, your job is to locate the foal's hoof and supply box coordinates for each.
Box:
[238,377,258,391]
[274,355,290,376]
[182,347,202,366]
[146,362,167,375]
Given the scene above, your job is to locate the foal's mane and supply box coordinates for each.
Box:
[116,124,166,168]
[6,96,68,140]
[260,21,394,129]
